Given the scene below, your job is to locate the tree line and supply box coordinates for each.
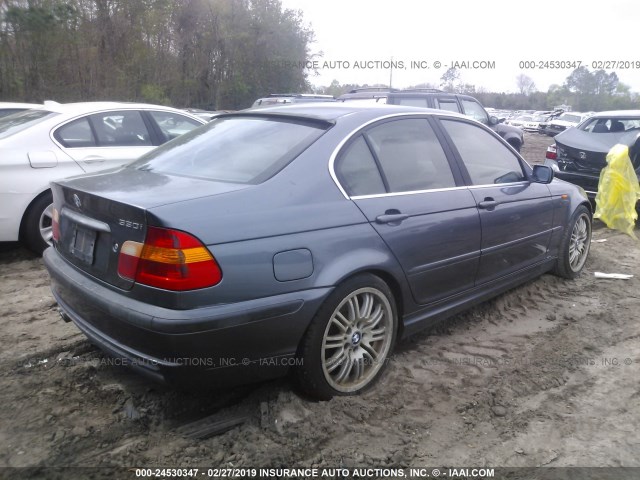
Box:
[3,2,639,114]
[0,0,314,109]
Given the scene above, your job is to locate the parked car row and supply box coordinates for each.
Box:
[542,111,594,136]
[544,110,640,199]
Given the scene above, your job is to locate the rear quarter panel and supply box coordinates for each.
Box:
[144,121,414,312]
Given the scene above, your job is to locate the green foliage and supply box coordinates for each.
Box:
[0,0,315,108]
[140,84,170,105]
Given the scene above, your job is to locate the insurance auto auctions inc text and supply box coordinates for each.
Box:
[264,59,496,70]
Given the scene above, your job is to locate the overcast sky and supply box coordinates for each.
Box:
[280,0,640,93]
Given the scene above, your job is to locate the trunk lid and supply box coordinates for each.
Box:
[51,167,249,290]
[555,128,635,175]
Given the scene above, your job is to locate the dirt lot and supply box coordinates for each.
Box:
[1,132,639,477]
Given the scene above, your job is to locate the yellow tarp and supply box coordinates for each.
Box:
[594,144,640,239]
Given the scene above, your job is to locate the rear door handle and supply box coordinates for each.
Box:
[375,213,409,224]
[478,198,499,210]
[82,156,105,164]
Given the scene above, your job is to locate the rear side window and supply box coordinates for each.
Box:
[441,119,525,185]
[435,98,461,113]
[336,136,386,196]
[391,97,429,108]
[132,116,327,184]
[55,118,96,147]
[90,111,152,146]
[366,119,456,192]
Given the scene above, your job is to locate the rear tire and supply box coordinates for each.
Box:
[21,191,54,256]
[553,205,592,279]
[294,274,398,400]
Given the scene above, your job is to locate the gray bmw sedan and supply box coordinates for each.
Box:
[44,104,592,399]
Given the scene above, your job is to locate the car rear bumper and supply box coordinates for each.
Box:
[553,172,599,199]
[0,192,33,241]
[43,247,332,388]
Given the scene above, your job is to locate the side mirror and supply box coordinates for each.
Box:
[532,164,554,184]
[489,115,499,126]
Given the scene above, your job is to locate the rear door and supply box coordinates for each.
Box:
[335,116,481,305]
[438,118,554,285]
[53,110,155,173]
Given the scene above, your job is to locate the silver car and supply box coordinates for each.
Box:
[45,104,592,399]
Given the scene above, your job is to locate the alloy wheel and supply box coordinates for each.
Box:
[321,287,394,393]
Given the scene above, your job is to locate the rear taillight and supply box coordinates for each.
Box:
[545,144,557,160]
[117,226,222,291]
[52,208,60,242]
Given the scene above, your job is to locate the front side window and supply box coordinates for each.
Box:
[460,98,489,124]
[441,119,525,185]
[132,116,327,184]
[366,119,456,192]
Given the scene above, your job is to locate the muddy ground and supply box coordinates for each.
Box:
[1,132,639,478]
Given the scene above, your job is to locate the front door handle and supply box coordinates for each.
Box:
[478,198,499,210]
[375,213,409,224]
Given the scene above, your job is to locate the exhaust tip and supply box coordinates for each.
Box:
[58,308,71,323]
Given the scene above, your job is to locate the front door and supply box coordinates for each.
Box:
[438,118,554,284]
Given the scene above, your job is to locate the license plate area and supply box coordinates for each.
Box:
[70,226,96,265]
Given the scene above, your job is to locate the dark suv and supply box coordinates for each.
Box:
[386,89,524,152]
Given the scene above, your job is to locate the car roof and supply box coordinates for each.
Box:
[240,102,470,122]
[32,101,199,117]
[0,102,42,109]
[588,110,640,118]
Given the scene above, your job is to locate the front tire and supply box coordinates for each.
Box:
[21,191,54,256]
[553,205,592,279]
[295,274,398,400]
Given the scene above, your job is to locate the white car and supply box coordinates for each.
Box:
[520,114,553,132]
[545,112,593,136]
[0,101,206,254]
[505,114,535,128]
[0,102,41,118]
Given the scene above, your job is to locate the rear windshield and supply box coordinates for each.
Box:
[0,109,57,140]
[131,116,327,184]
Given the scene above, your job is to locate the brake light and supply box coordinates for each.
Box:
[52,208,60,242]
[546,144,557,160]
[117,227,222,291]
